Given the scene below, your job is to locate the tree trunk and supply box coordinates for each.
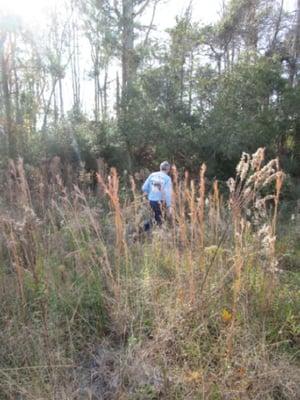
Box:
[180,58,184,106]
[116,72,120,118]
[121,0,135,94]
[245,0,259,51]
[103,66,108,119]
[293,0,300,171]
[1,36,16,158]
[295,0,300,85]
[188,51,194,115]
[99,75,104,120]
[71,3,81,113]
[59,77,64,118]
[94,73,99,122]
[53,79,58,125]
[42,78,57,132]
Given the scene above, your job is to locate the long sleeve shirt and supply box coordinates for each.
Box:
[142,171,172,208]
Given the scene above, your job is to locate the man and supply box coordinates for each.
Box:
[142,161,173,229]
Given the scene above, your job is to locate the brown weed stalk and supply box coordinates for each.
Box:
[197,163,207,250]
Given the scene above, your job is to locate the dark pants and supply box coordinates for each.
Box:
[150,200,163,225]
[144,201,163,231]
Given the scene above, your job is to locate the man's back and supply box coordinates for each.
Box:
[142,170,172,207]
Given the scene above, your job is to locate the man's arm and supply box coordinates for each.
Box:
[142,175,151,195]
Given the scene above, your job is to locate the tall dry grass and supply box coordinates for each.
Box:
[0,149,299,399]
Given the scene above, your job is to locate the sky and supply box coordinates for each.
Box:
[0,0,297,28]
[0,0,226,27]
[145,0,222,27]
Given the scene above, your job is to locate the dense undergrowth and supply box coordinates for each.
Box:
[0,149,299,399]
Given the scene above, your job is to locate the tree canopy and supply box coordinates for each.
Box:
[0,0,299,179]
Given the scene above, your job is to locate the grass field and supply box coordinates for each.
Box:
[0,149,299,399]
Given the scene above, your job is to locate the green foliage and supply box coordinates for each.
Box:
[1,0,299,181]
[203,57,290,169]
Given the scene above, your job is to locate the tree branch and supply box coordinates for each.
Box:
[113,0,121,19]
[269,0,284,52]
[134,0,152,17]
[143,0,158,47]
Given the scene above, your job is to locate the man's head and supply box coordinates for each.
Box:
[160,161,171,173]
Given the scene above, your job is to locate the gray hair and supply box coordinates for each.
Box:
[160,161,170,171]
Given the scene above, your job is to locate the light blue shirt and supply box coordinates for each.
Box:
[142,171,172,207]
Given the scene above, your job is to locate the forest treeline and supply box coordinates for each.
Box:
[0,0,300,183]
